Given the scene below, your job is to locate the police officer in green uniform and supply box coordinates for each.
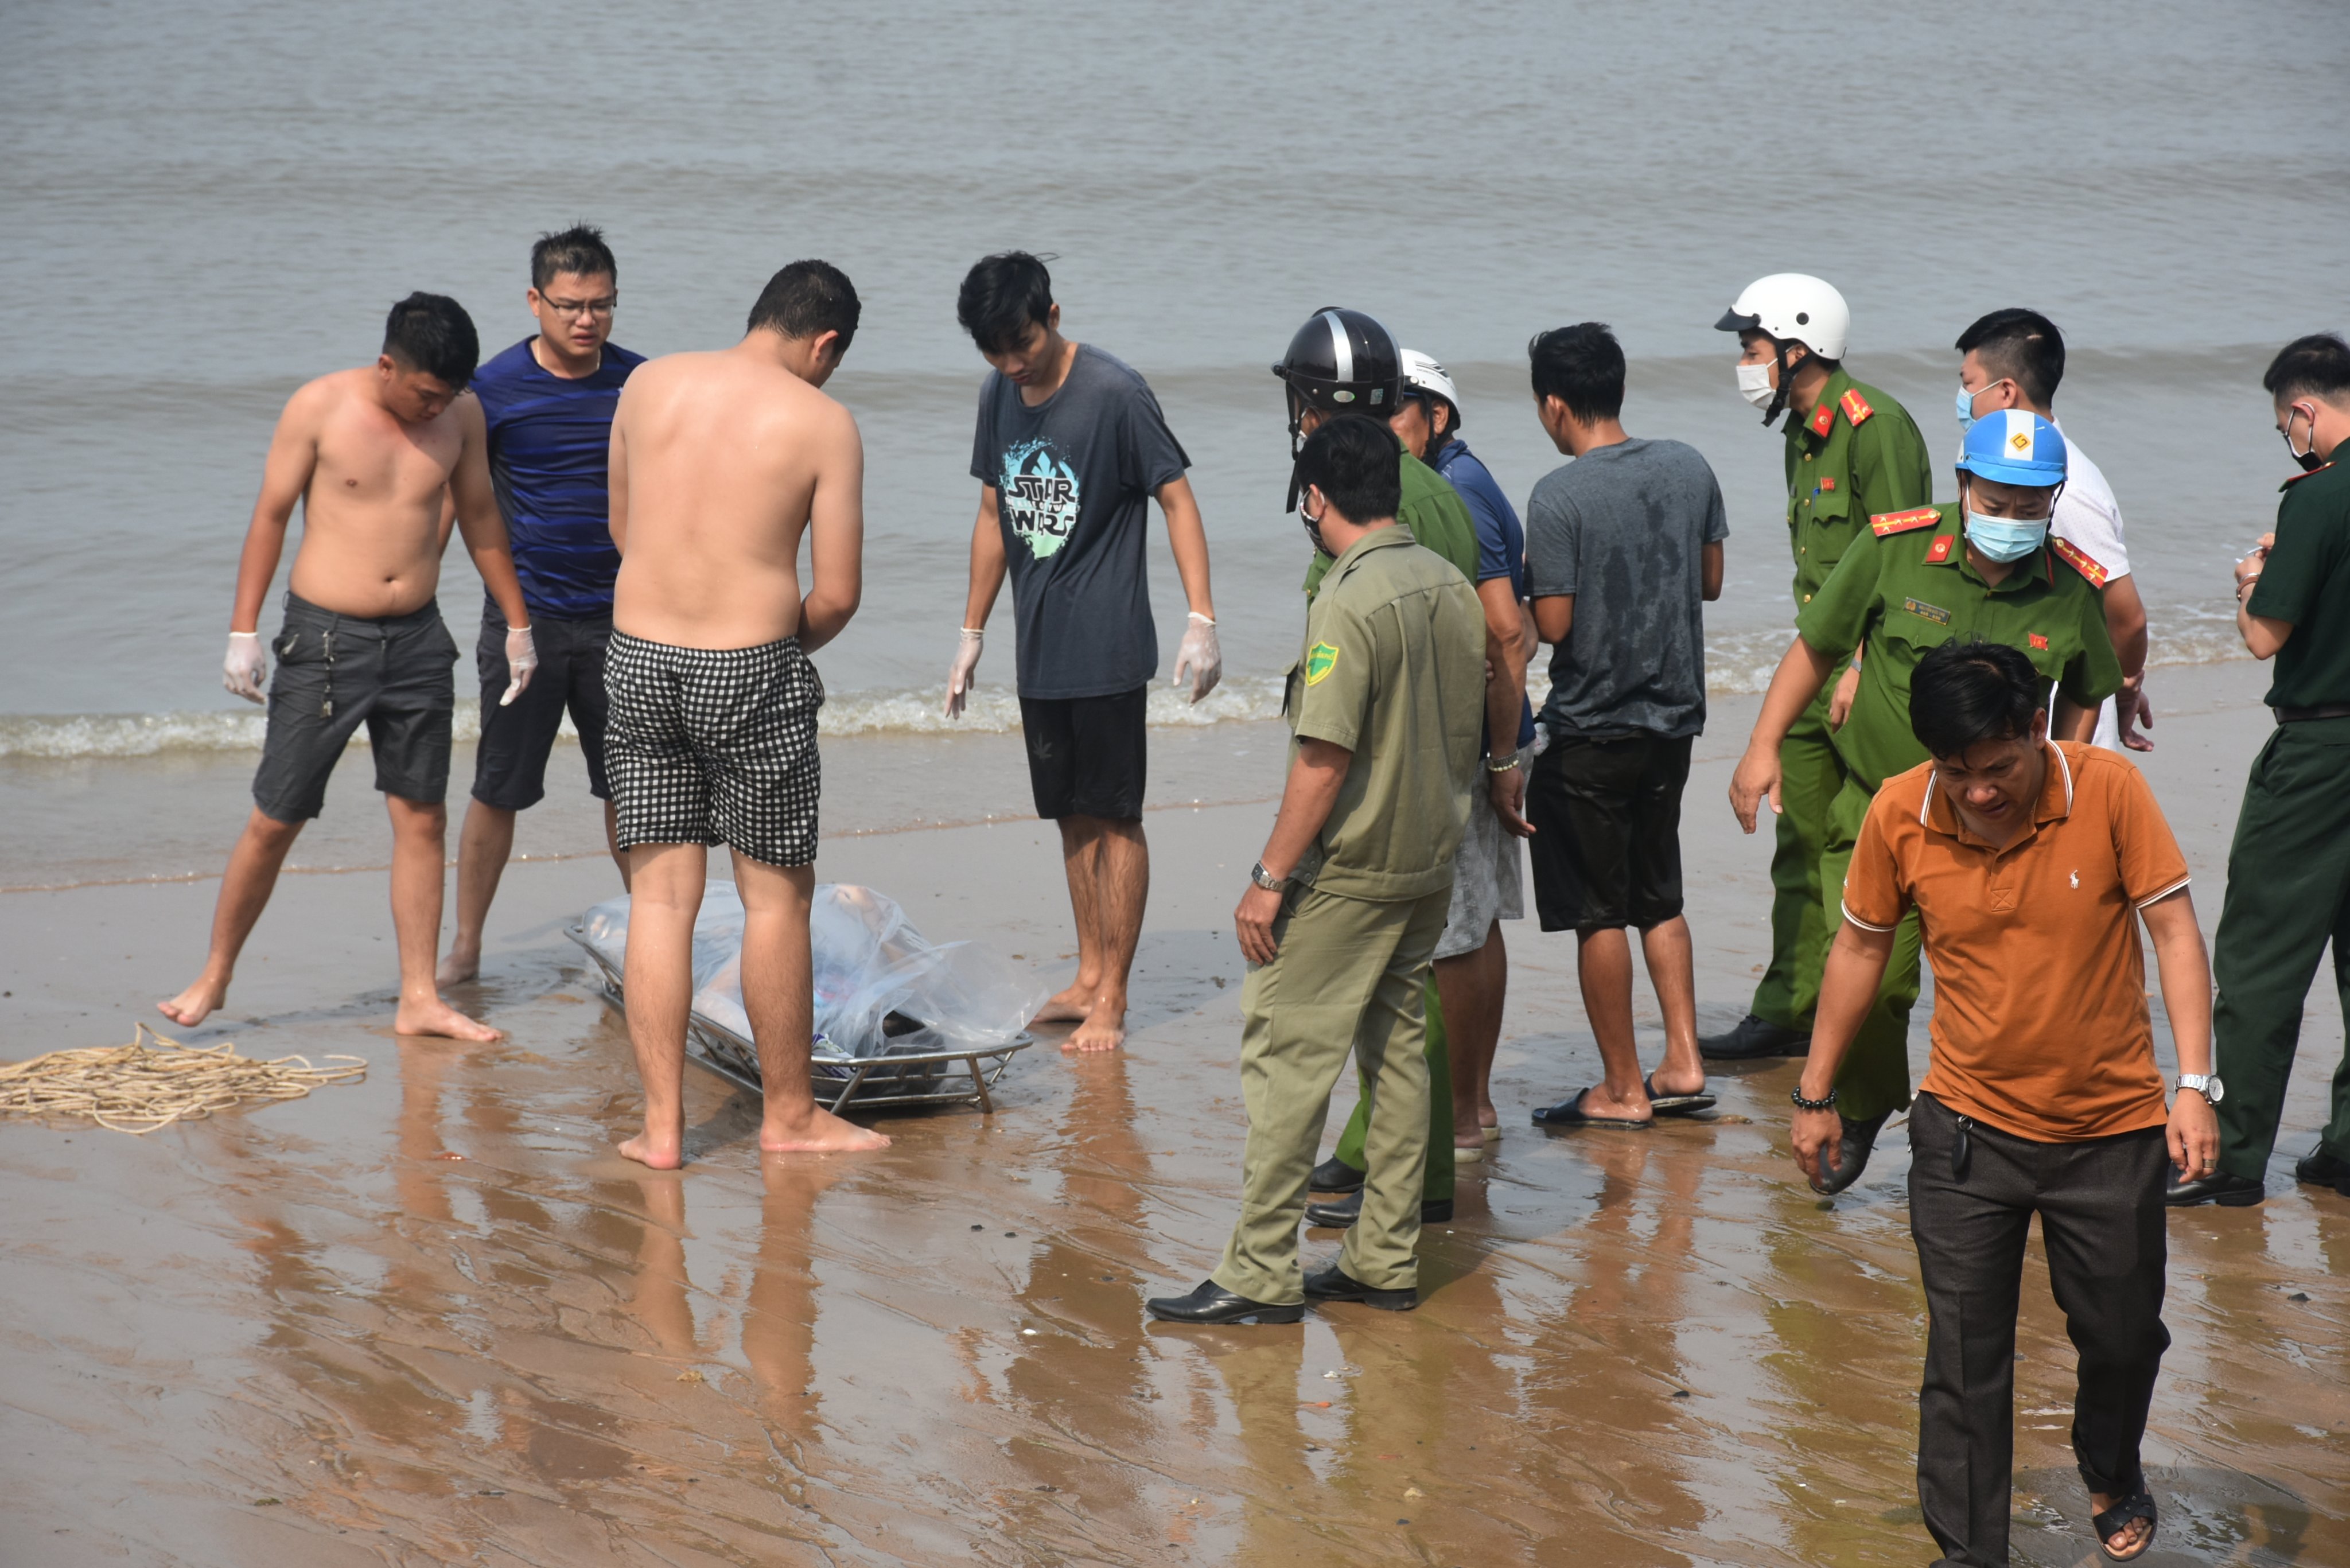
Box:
[1730,410,2120,1190]
[1267,308,1485,1227]
[2169,333,2350,1208]
[1146,413,1485,1324]
[1705,275,1934,1062]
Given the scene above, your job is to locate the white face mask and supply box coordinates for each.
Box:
[1736,360,1775,408]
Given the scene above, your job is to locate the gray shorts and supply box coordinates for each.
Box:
[1434,764,1526,961]
[604,631,825,867]
[252,592,458,822]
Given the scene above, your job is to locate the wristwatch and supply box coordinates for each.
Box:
[1249,861,1291,892]
[2176,1073,2225,1104]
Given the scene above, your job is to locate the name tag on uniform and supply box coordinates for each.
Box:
[1903,597,1952,625]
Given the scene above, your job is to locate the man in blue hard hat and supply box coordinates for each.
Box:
[1729,409,2122,1192]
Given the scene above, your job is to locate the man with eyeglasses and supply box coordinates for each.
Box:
[440,224,645,985]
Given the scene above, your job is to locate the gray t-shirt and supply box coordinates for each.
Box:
[1524,437,1729,739]
[968,344,1190,699]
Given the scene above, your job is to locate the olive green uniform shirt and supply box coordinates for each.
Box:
[1286,527,1487,902]
[1782,367,1934,610]
[1303,446,1481,600]
[2247,456,2350,709]
[1795,504,2122,790]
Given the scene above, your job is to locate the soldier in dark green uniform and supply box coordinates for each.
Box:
[2169,333,2350,1208]
[1730,409,2120,1190]
[1705,274,1933,1061]
[1269,307,1486,1228]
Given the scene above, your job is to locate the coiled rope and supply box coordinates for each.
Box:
[0,1023,365,1133]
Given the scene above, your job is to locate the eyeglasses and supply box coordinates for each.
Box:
[541,295,616,318]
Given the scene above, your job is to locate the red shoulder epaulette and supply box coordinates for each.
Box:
[2051,536,2108,587]
[2283,461,2335,488]
[1870,507,1940,537]
[1839,388,1875,426]
[1809,400,1835,438]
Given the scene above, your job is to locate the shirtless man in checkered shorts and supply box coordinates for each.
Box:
[605,260,888,1166]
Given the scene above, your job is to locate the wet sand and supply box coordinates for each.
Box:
[3,661,2347,1565]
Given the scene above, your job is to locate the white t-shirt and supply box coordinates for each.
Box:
[2049,424,2131,749]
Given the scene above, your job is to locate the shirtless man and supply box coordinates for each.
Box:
[604,259,888,1166]
[160,293,538,1040]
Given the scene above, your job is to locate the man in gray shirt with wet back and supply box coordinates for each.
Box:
[1519,322,1729,1133]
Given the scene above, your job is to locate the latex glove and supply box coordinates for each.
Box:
[500,624,538,706]
[944,627,984,719]
[224,631,268,704]
[1172,612,1221,703]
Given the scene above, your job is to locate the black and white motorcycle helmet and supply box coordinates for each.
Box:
[1272,306,1403,510]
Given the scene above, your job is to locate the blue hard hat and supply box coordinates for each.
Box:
[1957,408,2068,486]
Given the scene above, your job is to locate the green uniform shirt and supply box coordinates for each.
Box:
[1303,445,1480,600]
[1286,527,1486,902]
[1796,504,2122,790]
[2247,457,2350,709]
[1781,367,1933,610]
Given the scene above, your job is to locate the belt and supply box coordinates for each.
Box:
[2274,703,2350,724]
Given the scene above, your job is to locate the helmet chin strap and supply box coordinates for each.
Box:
[1761,341,1798,428]
[1285,387,1308,513]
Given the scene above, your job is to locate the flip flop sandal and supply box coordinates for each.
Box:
[1530,1087,1653,1130]
[1483,1125,1502,1142]
[1453,1140,1487,1163]
[1644,1074,1718,1118]
[2092,1491,2157,1562]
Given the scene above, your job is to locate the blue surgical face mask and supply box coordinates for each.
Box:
[1964,509,2049,563]
[1955,378,2014,433]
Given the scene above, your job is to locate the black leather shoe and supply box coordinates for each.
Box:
[1302,1190,1454,1229]
[1810,1109,1892,1195]
[2294,1145,2350,1195]
[1144,1279,1305,1325]
[2165,1166,2265,1207]
[1699,1013,1811,1060]
[1309,1154,1366,1193]
[1303,1262,1418,1312]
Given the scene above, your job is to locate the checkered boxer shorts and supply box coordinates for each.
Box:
[603,631,826,867]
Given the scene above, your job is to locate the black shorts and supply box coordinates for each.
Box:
[1526,732,1693,934]
[603,631,824,867]
[252,592,458,823]
[1019,686,1147,821]
[472,601,613,811]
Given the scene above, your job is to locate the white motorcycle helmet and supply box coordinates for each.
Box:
[1717,274,1851,425]
[1398,349,1462,448]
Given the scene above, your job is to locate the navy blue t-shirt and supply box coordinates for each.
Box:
[1432,438,1536,748]
[471,337,645,620]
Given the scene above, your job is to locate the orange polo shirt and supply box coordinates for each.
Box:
[1841,741,2192,1142]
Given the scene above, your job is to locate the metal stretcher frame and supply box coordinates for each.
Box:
[566,927,1030,1115]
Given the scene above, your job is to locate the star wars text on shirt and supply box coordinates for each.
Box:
[1000,439,1082,559]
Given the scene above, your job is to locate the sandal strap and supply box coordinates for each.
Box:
[2091,1489,2157,1540]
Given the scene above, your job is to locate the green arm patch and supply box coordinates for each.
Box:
[1304,641,1340,686]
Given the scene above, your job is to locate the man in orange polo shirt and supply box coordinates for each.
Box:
[1789,641,2217,1567]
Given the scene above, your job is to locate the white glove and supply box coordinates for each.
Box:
[944,627,984,719]
[500,624,538,706]
[1172,612,1221,704]
[224,631,267,704]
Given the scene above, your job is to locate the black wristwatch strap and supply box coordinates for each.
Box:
[1789,1084,1839,1112]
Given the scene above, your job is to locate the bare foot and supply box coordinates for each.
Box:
[1064,997,1126,1053]
[618,1131,684,1170]
[1477,1098,1499,1133]
[158,974,229,1028]
[1034,979,1096,1024]
[1578,1081,1654,1120]
[435,943,480,987]
[760,1104,892,1153]
[394,994,504,1042]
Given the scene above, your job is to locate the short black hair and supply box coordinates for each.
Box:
[531,224,617,290]
[1528,322,1625,423]
[746,259,861,348]
[1910,640,2045,760]
[2263,332,2350,406]
[1955,309,2065,404]
[382,292,480,388]
[1297,414,1402,527]
[957,251,1055,355]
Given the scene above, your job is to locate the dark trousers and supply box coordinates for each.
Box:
[1907,1094,2170,1567]
[2211,718,2350,1178]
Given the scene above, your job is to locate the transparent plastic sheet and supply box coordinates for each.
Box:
[573,882,1046,1060]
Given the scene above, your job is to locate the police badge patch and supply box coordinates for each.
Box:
[1305,641,1340,686]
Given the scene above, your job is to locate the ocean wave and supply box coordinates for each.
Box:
[0,633,2256,760]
